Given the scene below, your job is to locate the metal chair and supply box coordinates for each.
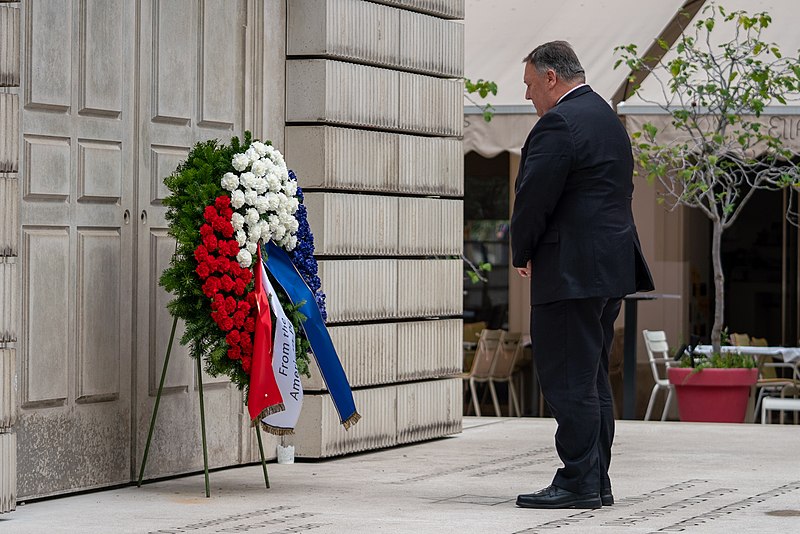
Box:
[761,385,800,424]
[641,330,675,421]
[487,331,523,417]
[461,329,503,416]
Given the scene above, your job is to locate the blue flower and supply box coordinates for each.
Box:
[287,170,327,321]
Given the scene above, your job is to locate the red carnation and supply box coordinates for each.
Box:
[241,356,252,373]
[211,216,227,233]
[233,311,246,328]
[194,245,209,262]
[202,277,221,298]
[240,269,253,284]
[226,241,240,257]
[221,207,234,220]
[203,205,218,222]
[237,300,250,314]
[225,296,237,314]
[226,330,241,346]
[220,316,234,331]
[203,234,218,252]
[243,317,255,333]
[199,224,214,237]
[219,220,234,238]
[247,292,257,307]
[220,275,235,292]
[227,347,242,361]
[195,262,211,279]
[233,279,247,296]
[215,196,230,211]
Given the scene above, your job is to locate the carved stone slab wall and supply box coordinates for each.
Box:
[291,378,461,458]
[0,0,18,513]
[302,319,461,390]
[0,3,20,87]
[285,126,463,195]
[0,432,15,513]
[287,0,463,457]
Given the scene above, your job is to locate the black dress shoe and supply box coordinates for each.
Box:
[601,488,614,506]
[516,485,602,509]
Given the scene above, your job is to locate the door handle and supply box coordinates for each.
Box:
[123,209,130,225]
[140,210,148,225]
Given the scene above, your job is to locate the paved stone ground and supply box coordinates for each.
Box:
[3,417,800,533]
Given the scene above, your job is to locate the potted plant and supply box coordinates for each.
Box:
[669,342,757,423]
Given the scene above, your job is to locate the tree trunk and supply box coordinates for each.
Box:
[711,220,725,353]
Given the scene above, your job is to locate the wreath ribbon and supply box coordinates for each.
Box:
[264,240,361,429]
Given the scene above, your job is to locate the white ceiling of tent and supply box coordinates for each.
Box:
[463,0,689,110]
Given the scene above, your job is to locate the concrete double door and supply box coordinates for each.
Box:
[17,0,258,498]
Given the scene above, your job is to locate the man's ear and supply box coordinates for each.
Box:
[546,69,557,87]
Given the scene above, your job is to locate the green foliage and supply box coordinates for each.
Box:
[677,351,756,370]
[465,261,492,284]
[464,78,497,122]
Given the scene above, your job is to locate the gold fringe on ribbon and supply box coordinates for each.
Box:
[250,402,286,426]
[342,411,362,431]
[261,422,295,436]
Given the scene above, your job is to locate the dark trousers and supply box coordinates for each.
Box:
[531,297,622,495]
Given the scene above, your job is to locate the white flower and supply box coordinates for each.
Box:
[245,208,260,228]
[252,177,268,194]
[251,159,268,177]
[246,242,257,255]
[251,141,268,157]
[220,172,239,191]
[283,180,298,197]
[254,196,269,214]
[262,192,279,211]
[237,249,252,268]
[244,189,258,207]
[286,235,298,250]
[232,153,249,171]
[231,212,245,232]
[238,172,253,189]
[245,147,260,164]
[230,189,245,209]
[288,197,299,214]
[235,230,247,246]
[266,173,282,193]
[259,221,272,242]
[286,218,299,233]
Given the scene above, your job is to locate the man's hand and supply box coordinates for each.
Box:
[516,260,532,278]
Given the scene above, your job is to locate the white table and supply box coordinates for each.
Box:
[692,345,800,364]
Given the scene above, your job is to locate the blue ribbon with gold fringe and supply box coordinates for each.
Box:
[263,240,360,429]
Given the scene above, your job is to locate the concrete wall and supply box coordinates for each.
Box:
[0,0,18,514]
[284,0,465,456]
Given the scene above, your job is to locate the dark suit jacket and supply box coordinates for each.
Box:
[510,85,654,305]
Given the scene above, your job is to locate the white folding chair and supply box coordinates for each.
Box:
[642,330,675,421]
[461,329,503,416]
[488,332,523,417]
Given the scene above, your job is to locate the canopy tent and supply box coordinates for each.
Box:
[463,0,691,157]
[618,0,800,154]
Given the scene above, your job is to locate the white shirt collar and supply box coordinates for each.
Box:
[556,83,588,105]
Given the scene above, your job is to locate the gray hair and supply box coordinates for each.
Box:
[523,41,586,83]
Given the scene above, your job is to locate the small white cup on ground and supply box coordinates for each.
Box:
[277,444,295,464]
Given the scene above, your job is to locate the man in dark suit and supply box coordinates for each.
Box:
[511,41,654,509]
